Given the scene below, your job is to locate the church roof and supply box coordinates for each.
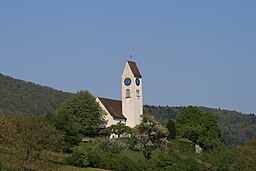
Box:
[98,97,126,120]
[127,61,142,78]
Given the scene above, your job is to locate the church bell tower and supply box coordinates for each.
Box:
[121,61,143,128]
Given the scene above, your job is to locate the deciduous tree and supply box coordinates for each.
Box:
[56,91,105,136]
[0,110,15,145]
[176,106,225,150]
[9,116,62,170]
[133,114,168,159]
[107,122,132,138]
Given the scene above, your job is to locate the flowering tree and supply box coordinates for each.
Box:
[132,114,168,159]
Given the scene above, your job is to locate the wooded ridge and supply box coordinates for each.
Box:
[0,73,255,147]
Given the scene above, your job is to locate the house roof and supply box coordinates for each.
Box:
[127,61,142,78]
[98,97,126,120]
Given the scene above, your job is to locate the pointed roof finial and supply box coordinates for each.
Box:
[130,54,132,60]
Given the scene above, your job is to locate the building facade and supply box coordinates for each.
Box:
[97,60,143,128]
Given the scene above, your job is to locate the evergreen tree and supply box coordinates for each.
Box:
[166,119,176,140]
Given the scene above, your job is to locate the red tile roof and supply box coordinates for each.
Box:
[98,97,126,120]
[127,61,142,78]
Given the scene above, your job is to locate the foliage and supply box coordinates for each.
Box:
[175,106,225,150]
[166,119,176,139]
[57,166,111,171]
[145,105,256,147]
[150,152,206,171]
[45,112,81,152]
[169,138,195,153]
[1,73,254,147]
[132,114,168,159]
[144,105,183,123]
[0,110,15,145]
[0,73,72,115]
[5,116,62,170]
[229,139,256,171]
[46,91,105,152]
[56,91,105,136]
[97,138,128,153]
[76,142,156,171]
[107,122,132,138]
[203,144,234,171]
[66,145,89,168]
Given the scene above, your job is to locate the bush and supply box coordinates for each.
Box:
[151,152,206,171]
[89,137,128,153]
[100,139,128,153]
[77,141,155,171]
[203,145,234,170]
[65,144,89,168]
[169,138,195,153]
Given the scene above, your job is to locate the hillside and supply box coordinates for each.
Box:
[0,73,73,115]
[0,73,255,147]
[145,105,256,147]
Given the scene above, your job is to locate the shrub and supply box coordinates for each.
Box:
[169,138,195,153]
[89,137,128,153]
[151,152,206,171]
[203,145,234,170]
[65,144,89,168]
[78,141,155,171]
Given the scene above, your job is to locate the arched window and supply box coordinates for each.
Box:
[126,89,130,98]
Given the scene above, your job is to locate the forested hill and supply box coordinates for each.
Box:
[145,105,256,147]
[0,73,255,147]
[0,73,73,115]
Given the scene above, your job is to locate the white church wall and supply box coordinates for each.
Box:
[96,98,114,127]
[121,62,143,128]
[96,98,126,127]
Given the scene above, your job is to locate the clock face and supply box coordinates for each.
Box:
[124,78,131,86]
[135,78,140,86]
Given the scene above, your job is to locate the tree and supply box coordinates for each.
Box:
[0,110,15,145]
[45,112,81,152]
[229,139,256,171]
[65,144,89,168]
[107,122,132,138]
[166,119,176,140]
[133,114,168,159]
[56,91,105,136]
[8,116,62,170]
[176,106,225,150]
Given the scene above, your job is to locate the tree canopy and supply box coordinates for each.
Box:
[176,106,225,150]
[107,122,132,138]
[145,105,256,147]
[48,91,105,151]
[0,73,72,115]
[56,91,105,136]
[133,114,168,159]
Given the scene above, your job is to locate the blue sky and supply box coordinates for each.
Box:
[0,1,255,114]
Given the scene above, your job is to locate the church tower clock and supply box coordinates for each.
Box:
[121,61,143,128]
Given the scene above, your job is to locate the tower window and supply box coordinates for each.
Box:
[126,89,130,98]
[136,90,140,97]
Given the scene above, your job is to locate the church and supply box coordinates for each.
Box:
[96,61,143,128]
